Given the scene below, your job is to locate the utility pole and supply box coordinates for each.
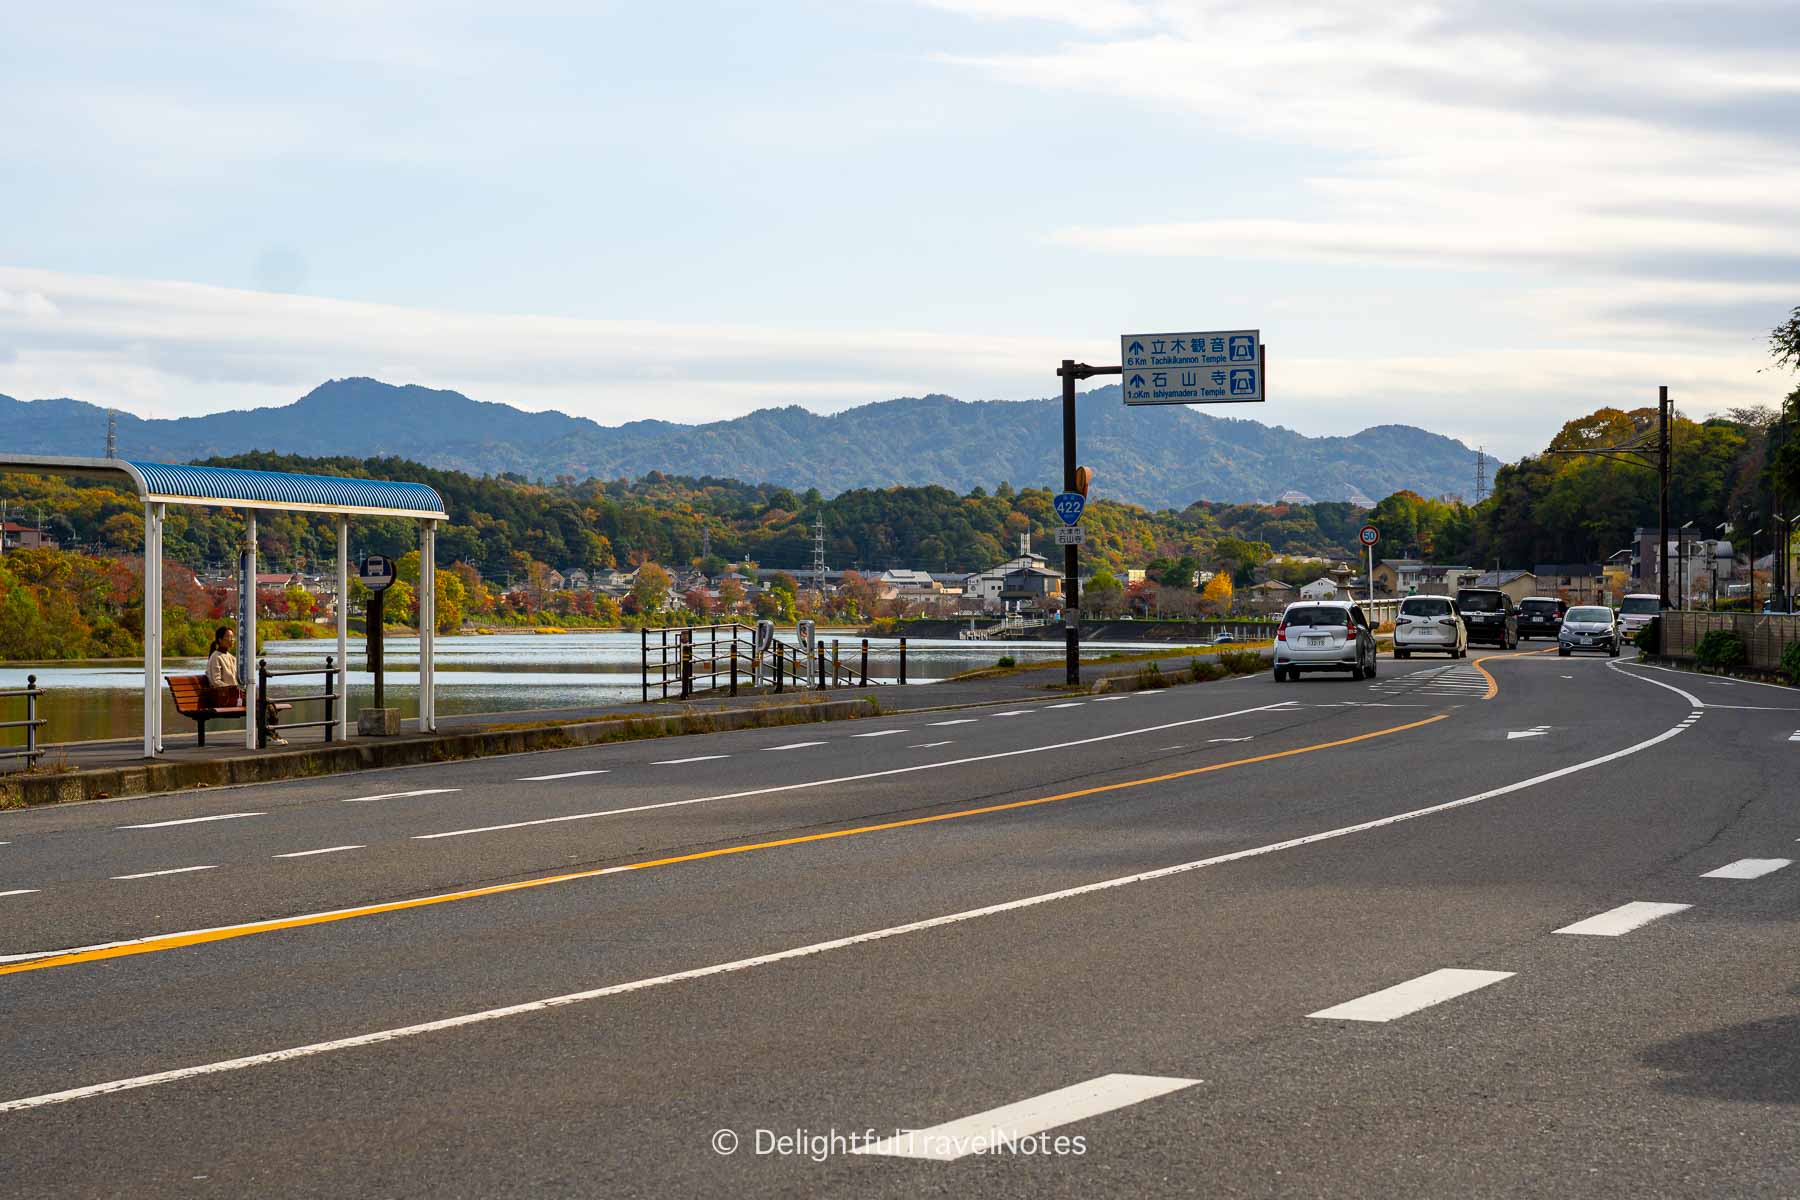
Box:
[1659,386,1670,609]
[1547,386,1671,608]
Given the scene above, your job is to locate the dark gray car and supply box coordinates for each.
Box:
[1558,605,1621,656]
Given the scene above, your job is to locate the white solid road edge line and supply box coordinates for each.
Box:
[1700,858,1792,880]
[1307,968,1514,1022]
[0,709,1696,1113]
[1554,901,1691,936]
[117,812,266,830]
[852,1074,1201,1161]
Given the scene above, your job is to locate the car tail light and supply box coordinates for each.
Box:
[1276,622,1287,641]
[1345,618,1357,636]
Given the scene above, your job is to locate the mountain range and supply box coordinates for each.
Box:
[1,378,1482,510]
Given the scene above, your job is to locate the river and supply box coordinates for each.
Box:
[0,631,1180,746]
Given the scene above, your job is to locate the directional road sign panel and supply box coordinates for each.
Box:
[1054,525,1086,546]
[1121,331,1262,405]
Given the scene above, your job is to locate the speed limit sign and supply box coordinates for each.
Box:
[1359,525,1380,547]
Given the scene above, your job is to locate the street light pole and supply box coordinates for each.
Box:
[1751,529,1762,612]
[1678,520,1693,609]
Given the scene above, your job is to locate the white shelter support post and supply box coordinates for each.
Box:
[419,520,437,732]
[336,517,349,740]
[152,503,165,752]
[244,511,258,750]
[141,502,158,757]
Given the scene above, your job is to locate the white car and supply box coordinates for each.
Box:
[1272,600,1379,682]
[1617,593,1660,641]
[1393,594,1468,659]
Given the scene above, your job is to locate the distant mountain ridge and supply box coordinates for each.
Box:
[0,378,1482,510]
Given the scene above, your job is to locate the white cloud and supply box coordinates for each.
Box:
[930,1,1800,288]
[0,265,1777,457]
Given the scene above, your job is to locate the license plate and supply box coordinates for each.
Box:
[1306,636,1326,646]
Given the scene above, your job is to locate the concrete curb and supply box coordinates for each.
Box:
[0,698,878,810]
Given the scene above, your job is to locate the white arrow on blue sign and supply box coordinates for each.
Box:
[1053,491,1087,526]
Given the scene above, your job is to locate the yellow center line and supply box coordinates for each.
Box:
[1469,647,1553,699]
[2,713,1447,977]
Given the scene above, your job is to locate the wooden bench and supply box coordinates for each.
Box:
[166,676,289,747]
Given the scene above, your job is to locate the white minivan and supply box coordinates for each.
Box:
[1393,594,1468,659]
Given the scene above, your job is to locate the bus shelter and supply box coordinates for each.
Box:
[0,455,448,757]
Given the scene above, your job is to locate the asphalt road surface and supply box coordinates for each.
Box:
[3,651,1798,1198]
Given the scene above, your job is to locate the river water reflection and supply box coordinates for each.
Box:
[1,631,1175,745]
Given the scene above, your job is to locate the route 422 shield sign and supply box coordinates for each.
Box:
[1053,492,1087,526]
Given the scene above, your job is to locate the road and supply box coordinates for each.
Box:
[2,651,1798,1197]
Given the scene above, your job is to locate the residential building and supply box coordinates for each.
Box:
[1532,563,1605,604]
[0,521,55,552]
[1370,559,1423,597]
[1471,569,1537,605]
[1246,579,1296,614]
[998,565,1063,613]
[1298,577,1344,601]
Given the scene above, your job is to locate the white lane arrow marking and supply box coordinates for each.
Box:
[1506,725,1553,740]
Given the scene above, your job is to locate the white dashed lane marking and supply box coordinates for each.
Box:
[1308,968,1513,1022]
[1555,901,1690,936]
[650,756,730,765]
[763,742,827,751]
[909,741,955,749]
[518,770,609,781]
[118,812,265,829]
[1045,702,1085,709]
[111,865,219,881]
[0,889,38,898]
[927,719,978,727]
[992,710,1032,717]
[340,789,460,804]
[272,845,365,859]
[852,1074,1202,1162]
[851,730,908,738]
[1700,858,1792,880]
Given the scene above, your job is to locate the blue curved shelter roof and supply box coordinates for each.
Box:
[128,461,447,518]
[0,454,447,519]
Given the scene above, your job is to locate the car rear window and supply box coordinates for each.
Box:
[1400,597,1452,617]
[1282,606,1345,627]
[1456,590,1507,611]
[1521,600,1560,613]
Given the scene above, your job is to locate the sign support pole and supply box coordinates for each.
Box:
[1054,360,1123,687]
[1060,360,1080,686]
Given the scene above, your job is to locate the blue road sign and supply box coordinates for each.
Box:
[1121,330,1263,404]
[1053,491,1087,526]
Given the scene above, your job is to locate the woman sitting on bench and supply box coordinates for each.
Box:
[205,627,286,746]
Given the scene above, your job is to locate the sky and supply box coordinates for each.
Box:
[1,0,1796,459]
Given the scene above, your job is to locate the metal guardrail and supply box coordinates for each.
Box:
[257,656,341,748]
[641,624,898,700]
[0,675,46,768]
